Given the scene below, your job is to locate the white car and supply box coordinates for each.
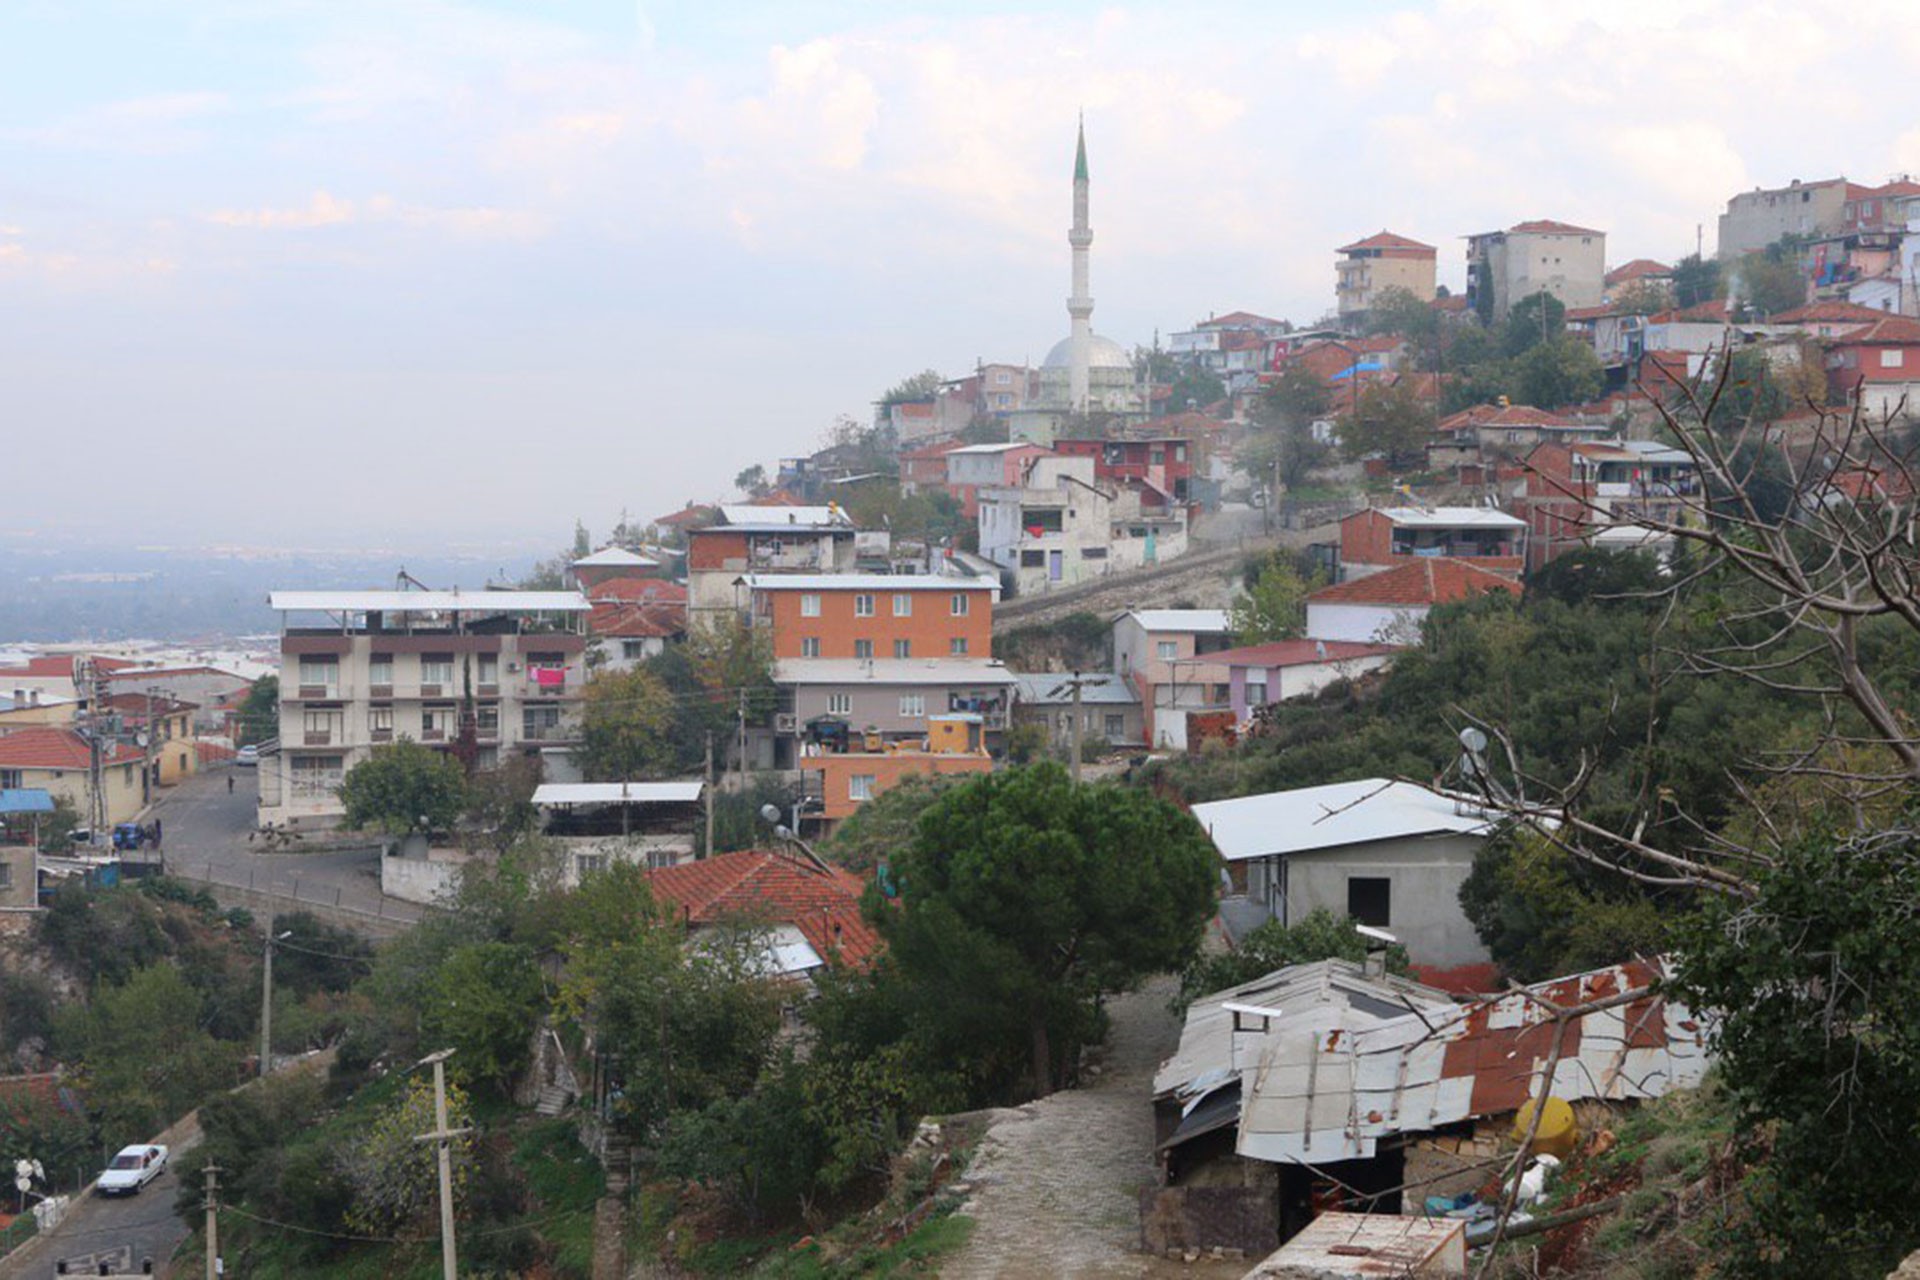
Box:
[236,745,259,767]
[96,1144,168,1196]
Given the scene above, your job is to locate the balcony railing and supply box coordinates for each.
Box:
[370,728,393,743]
[295,684,339,701]
[421,728,446,742]
[521,721,576,742]
[303,731,334,746]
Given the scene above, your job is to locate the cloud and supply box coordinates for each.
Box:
[11,91,230,154]
[207,191,545,240]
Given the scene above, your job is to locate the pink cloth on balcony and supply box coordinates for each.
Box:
[532,667,566,687]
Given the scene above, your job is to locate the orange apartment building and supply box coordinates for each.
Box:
[741,573,998,661]
[805,715,993,829]
[1335,506,1528,580]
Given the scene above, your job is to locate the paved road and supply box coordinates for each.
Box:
[146,767,424,929]
[0,1133,198,1280]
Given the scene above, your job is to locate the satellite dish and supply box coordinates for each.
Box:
[760,804,782,825]
[134,731,150,748]
[1458,726,1489,754]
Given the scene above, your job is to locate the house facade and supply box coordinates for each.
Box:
[1192,778,1497,970]
[1718,177,1850,259]
[740,574,997,662]
[1112,609,1234,749]
[100,692,198,792]
[1336,506,1527,579]
[0,728,145,827]
[1825,314,1920,417]
[944,442,1053,518]
[800,714,994,830]
[1305,559,1517,645]
[1335,231,1437,326]
[685,505,859,622]
[1466,219,1606,321]
[1011,672,1144,751]
[1204,639,1399,724]
[1515,439,1702,569]
[260,590,590,828]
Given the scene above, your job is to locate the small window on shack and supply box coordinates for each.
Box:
[1347,876,1391,928]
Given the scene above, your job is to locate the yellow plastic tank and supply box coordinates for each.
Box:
[1510,1096,1579,1159]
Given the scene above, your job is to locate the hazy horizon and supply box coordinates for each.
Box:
[6,0,1917,545]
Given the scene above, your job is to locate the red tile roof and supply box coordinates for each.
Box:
[1338,230,1437,255]
[1508,219,1603,237]
[1847,179,1920,201]
[1438,403,1581,432]
[1646,299,1731,323]
[1196,310,1283,329]
[1563,305,1615,322]
[648,848,881,970]
[1772,300,1888,325]
[1838,315,1920,346]
[0,726,142,769]
[652,504,718,528]
[1431,295,1470,313]
[101,692,197,717]
[587,578,686,604]
[0,655,134,680]
[1309,559,1517,607]
[1604,258,1672,286]
[588,600,685,640]
[1206,638,1401,667]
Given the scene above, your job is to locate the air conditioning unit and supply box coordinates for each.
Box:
[774,713,798,734]
[506,662,521,672]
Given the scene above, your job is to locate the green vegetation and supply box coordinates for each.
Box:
[1229,550,1315,644]
[992,611,1109,673]
[337,739,469,836]
[1176,908,1409,1011]
[236,674,278,747]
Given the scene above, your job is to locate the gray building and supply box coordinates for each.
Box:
[1011,671,1143,750]
[1717,177,1849,259]
[1191,778,1497,969]
[766,658,1019,766]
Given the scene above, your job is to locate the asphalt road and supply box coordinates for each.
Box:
[146,767,423,928]
[0,1134,197,1280]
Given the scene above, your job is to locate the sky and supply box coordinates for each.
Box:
[5,0,1920,551]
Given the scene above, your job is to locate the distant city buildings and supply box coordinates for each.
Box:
[1335,232,1437,327]
[1465,219,1607,321]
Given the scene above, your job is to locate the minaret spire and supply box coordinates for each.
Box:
[1067,117,1094,414]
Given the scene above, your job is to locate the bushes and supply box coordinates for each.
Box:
[1176,909,1409,1011]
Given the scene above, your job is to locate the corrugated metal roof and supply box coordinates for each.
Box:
[532,782,704,806]
[570,546,660,567]
[1119,609,1233,634]
[1369,506,1526,529]
[772,658,1019,687]
[1244,1212,1465,1277]
[1191,780,1496,863]
[1155,960,1455,1102]
[268,590,589,613]
[716,504,851,529]
[1012,672,1138,706]
[1236,958,1711,1165]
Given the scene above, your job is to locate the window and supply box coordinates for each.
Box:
[1881,349,1904,369]
[0,769,19,790]
[1081,546,1108,559]
[828,692,851,715]
[893,593,913,617]
[849,773,876,802]
[369,705,394,737]
[575,852,609,877]
[420,654,453,688]
[420,704,453,740]
[1020,550,1045,567]
[290,754,344,799]
[1347,877,1392,928]
[854,639,874,659]
[801,594,821,617]
[621,640,649,659]
[950,637,969,656]
[302,708,340,744]
[1246,679,1269,707]
[893,639,912,659]
[477,654,498,687]
[899,693,926,717]
[297,655,337,691]
[994,370,1011,385]
[476,704,499,735]
[1156,640,1179,660]
[0,861,11,891]
[1104,713,1125,738]
[368,654,393,688]
[801,637,822,658]
[854,594,875,617]
[950,593,970,616]
[523,705,562,739]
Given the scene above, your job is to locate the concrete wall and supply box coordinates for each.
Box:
[1262,832,1490,969]
[1306,602,1428,644]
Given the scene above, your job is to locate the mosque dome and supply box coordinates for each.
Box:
[1042,333,1132,370]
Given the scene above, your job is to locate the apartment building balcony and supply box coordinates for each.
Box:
[291,684,343,701]
[370,727,394,743]
[520,722,580,743]
[421,727,447,742]
[303,731,334,746]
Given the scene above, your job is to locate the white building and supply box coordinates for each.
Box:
[260,589,590,828]
[978,456,1187,597]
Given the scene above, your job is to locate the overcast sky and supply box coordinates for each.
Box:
[5,0,1918,550]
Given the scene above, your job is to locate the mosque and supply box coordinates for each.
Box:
[1009,121,1152,445]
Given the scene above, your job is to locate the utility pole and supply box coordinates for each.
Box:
[703,734,715,860]
[203,1162,221,1279]
[414,1048,472,1280]
[736,689,748,783]
[1049,671,1092,784]
[259,927,290,1078]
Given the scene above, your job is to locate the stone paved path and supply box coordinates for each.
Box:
[943,977,1245,1280]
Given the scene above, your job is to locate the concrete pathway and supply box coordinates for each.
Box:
[943,977,1244,1280]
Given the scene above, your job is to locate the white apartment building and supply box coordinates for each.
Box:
[978,455,1189,596]
[259,589,591,828]
[1465,219,1607,321]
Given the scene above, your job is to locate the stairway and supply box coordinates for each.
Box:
[534,1083,573,1117]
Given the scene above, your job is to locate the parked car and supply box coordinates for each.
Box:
[236,744,259,767]
[96,1144,168,1195]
